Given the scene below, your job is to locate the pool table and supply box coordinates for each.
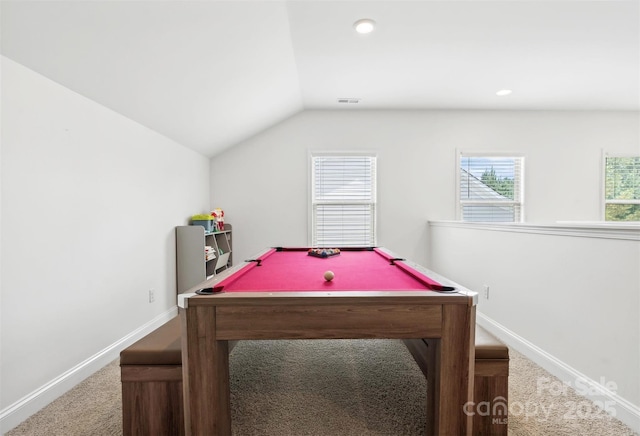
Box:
[178,247,477,435]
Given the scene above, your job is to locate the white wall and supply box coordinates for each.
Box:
[428,222,640,430]
[0,57,210,426]
[210,109,639,266]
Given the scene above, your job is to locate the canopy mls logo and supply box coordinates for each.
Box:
[464,376,620,424]
[463,396,508,425]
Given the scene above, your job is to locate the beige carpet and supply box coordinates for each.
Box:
[6,339,638,436]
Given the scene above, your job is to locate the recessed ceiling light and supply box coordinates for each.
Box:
[354,19,376,34]
[496,89,513,96]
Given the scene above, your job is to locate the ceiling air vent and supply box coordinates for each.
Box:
[337,98,360,104]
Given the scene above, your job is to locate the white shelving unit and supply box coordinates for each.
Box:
[176,224,232,293]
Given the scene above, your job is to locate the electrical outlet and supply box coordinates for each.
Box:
[148,289,155,303]
[483,285,490,299]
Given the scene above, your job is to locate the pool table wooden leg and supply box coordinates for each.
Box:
[433,304,476,436]
[180,306,231,436]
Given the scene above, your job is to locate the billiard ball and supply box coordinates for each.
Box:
[324,271,335,281]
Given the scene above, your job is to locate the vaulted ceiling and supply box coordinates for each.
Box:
[2,1,638,157]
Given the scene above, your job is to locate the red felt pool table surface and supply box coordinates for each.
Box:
[212,247,446,292]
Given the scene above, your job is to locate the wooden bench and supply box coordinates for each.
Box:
[120,317,238,435]
[121,319,508,435]
[120,317,184,436]
[404,326,510,435]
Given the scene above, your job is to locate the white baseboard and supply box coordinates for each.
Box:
[477,312,640,433]
[0,307,178,434]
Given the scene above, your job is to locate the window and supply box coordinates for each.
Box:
[604,155,640,221]
[458,153,524,222]
[311,153,377,247]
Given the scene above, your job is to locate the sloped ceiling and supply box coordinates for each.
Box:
[2,1,638,157]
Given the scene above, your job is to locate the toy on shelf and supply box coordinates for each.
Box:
[211,208,225,232]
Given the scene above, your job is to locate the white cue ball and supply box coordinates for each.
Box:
[324,270,335,281]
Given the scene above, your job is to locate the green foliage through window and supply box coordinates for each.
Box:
[481,167,515,199]
[605,156,640,221]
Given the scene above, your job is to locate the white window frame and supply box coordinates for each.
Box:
[456,150,525,222]
[309,151,377,247]
[601,150,640,221]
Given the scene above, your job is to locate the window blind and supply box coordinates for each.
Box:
[311,155,376,247]
[605,156,640,221]
[459,155,524,222]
